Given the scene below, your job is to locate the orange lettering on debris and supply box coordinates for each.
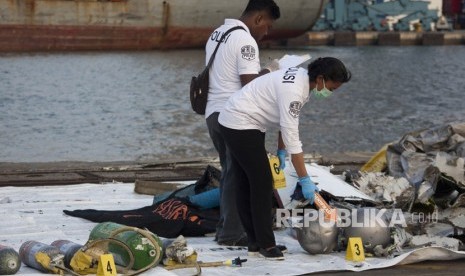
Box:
[314,193,338,222]
[153,199,189,220]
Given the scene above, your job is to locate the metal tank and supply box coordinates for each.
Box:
[294,213,339,254]
[19,241,64,274]
[343,208,392,253]
[50,240,83,269]
[0,245,21,275]
[89,222,163,271]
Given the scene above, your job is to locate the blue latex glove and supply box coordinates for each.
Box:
[277,149,287,170]
[298,176,319,204]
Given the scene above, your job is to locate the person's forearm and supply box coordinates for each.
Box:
[240,74,259,86]
[278,131,285,150]
[259,68,271,75]
[291,152,308,178]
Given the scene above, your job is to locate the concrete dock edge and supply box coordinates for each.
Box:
[0,152,374,186]
[282,31,465,47]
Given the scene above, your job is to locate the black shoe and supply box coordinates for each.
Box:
[217,235,248,247]
[258,247,284,260]
[248,244,287,256]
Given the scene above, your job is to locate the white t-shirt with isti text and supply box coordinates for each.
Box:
[205,19,261,118]
[218,67,310,154]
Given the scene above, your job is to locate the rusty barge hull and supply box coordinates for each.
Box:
[0,24,310,51]
[0,24,215,51]
[0,0,327,51]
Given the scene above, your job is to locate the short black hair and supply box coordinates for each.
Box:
[242,0,281,20]
[308,57,351,83]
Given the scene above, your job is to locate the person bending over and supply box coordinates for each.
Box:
[218,57,351,259]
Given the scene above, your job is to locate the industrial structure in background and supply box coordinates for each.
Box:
[443,0,465,28]
[313,0,464,31]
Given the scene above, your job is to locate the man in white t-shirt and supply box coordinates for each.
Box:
[205,0,281,246]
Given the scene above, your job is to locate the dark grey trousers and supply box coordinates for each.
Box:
[206,112,245,243]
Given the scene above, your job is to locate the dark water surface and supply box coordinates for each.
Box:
[1,47,464,162]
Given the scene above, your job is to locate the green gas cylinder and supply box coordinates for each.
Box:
[89,222,163,270]
[0,245,21,275]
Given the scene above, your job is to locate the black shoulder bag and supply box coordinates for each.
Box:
[190,26,244,115]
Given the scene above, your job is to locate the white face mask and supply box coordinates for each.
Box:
[311,79,333,99]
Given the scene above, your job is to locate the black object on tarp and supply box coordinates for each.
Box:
[64,197,219,238]
[64,166,221,238]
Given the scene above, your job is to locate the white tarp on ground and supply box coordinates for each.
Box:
[2,182,465,275]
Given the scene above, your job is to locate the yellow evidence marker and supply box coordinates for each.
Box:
[345,237,365,262]
[268,154,286,189]
[97,254,117,276]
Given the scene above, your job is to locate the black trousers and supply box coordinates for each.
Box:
[219,125,276,249]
